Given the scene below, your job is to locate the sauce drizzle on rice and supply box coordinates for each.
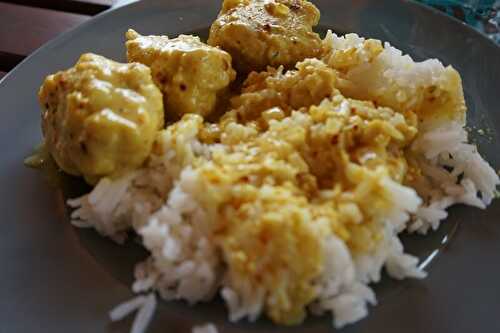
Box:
[70,34,498,330]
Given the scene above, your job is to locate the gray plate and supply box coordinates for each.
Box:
[1,0,499,332]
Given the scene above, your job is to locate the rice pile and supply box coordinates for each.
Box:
[69,31,499,332]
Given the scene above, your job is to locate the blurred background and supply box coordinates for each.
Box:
[419,0,500,42]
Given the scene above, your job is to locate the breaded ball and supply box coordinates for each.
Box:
[126,30,236,118]
[39,53,164,184]
[208,0,323,73]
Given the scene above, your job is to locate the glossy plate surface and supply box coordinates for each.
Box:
[0,1,499,332]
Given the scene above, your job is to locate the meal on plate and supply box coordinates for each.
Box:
[30,0,499,332]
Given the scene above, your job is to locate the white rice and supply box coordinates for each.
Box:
[137,175,220,304]
[322,31,466,126]
[410,121,499,233]
[68,33,499,333]
[109,295,149,322]
[192,323,218,333]
[79,121,497,330]
[110,294,156,333]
